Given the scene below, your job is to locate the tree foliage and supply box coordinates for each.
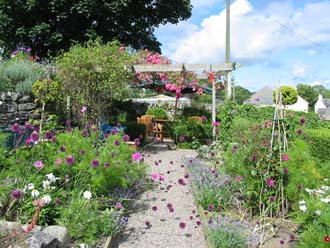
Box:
[0,0,192,58]
[297,84,318,111]
[273,86,298,106]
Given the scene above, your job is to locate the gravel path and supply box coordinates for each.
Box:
[110,143,208,248]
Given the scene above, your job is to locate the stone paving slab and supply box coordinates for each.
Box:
[110,143,208,248]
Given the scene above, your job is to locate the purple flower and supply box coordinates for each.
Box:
[235,175,243,181]
[11,123,20,133]
[104,162,110,168]
[282,154,289,161]
[65,174,70,182]
[201,116,207,123]
[122,134,130,142]
[132,152,142,162]
[66,120,71,126]
[196,220,201,226]
[65,155,74,166]
[24,122,32,130]
[51,136,57,143]
[297,129,303,135]
[115,202,123,209]
[167,203,173,209]
[184,173,190,179]
[11,189,22,200]
[178,178,185,185]
[279,240,285,245]
[179,136,185,142]
[298,184,303,191]
[283,167,289,174]
[269,196,276,202]
[34,160,44,169]
[134,138,140,146]
[212,121,220,127]
[111,129,118,135]
[45,131,53,139]
[114,140,120,146]
[290,234,295,241]
[91,159,100,168]
[60,146,66,152]
[152,206,158,211]
[55,198,61,205]
[145,220,151,226]
[251,155,257,161]
[30,131,39,142]
[266,178,275,187]
[33,124,40,132]
[207,204,214,211]
[82,130,89,137]
[80,106,87,113]
[179,222,186,229]
[80,149,86,155]
[231,144,238,153]
[300,117,306,124]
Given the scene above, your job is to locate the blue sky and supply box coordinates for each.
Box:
[154,0,330,92]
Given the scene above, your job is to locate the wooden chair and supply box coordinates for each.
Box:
[137,115,155,137]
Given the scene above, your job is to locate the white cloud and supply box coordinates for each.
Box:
[293,64,310,79]
[158,0,330,63]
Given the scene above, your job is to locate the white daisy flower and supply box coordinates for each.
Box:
[83,191,92,200]
[315,210,322,216]
[320,197,330,203]
[27,183,35,190]
[45,173,59,183]
[299,205,307,212]
[41,195,52,204]
[42,180,51,191]
[31,189,40,198]
[321,186,330,191]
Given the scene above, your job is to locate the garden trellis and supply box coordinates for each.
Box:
[132,63,236,140]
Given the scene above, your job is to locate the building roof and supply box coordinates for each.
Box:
[244,86,274,106]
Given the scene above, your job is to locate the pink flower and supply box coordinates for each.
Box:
[266,178,275,187]
[80,106,87,113]
[179,136,185,142]
[159,175,165,181]
[179,222,186,229]
[122,134,130,142]
[201,116,207,123]
[151,173,159,181]
[11,123,20,133]
[30,131,39,142]
[235,176,243,182]
[282,154,289,161]
[212,121,220,127]
[34,160,44,169]
[115,202,123,209]
[132,152,142,162]
[55,158,62,166]
[11,189,22,200]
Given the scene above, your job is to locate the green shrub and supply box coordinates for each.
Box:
[273,86,298,105]
[125,122,146,142]
[181,106,211,120]
[0,59,45,93]
[146,107,168,119]
[297,224,330,248]
[304,128,330,162]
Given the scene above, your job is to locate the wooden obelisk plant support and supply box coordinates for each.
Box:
[258,88,289,244]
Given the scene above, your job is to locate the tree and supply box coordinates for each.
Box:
[0,0,192,58]
[234,86,252,105]
[312,84,330,98]
[297,84,318,111]
[273,86,298,106]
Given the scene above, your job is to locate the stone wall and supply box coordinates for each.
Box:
[0,92,40,128]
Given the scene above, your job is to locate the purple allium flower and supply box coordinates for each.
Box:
[266,178,275,187]
[30,131,39,142]
[290,234,295,241]
[132,152,142,162]
[269,196,276,202]
[82,130,88,137]
[65,155,74,166]
[231,144,238,153]
[11,189,22,200]
[196,220,201,226]
[114,140,120,146]
[251,155,257,161]
[178,178,185,185]
[167,203,173,209]
[184,173,190,179]
[300,117,306,124]
[282,154,289,161]
[11,123,20,133]
[122,134,130,142]
[179,222,186,229]
[24,122,32,130]
[298,184,303,191]
[152,206,158,211]
[207,204,214,211]
[55,198,61,205]
[111,129,118,135]
[134,138,140,146]
[179,136,185,142]
[91,159,100,168]
[201,116,207,123]
[236,175,243,181]
[104,162,110,168]
[170,161,173,164]
[67,127,73,132]
[66,120,71,126]
[297,129,303,135]
[34,160,44,169]
[80,149,86,155]
[145,220,151,226]
[51,136,57,143]
[25,138,32,146]
[44,131,53,139]
[60,146,66,152]
[115,202,123,209]
[279,240,285,245]
[33,124,40,132]
[210,152,215,157]
[169,208,174,213]
[283,167,289,174]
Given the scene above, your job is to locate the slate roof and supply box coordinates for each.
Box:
[244,86,274,106]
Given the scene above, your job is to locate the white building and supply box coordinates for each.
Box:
[314,94,327,113]
[286,96,309,113]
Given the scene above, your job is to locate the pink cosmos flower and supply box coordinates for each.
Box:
[282,154,289,161]
[34,160,44,169]
[132,152,142,162]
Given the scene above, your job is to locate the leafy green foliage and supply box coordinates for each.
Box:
[297,84,318,111]
[146,107,168,119]
[0,58,45,93]
[181,106,211,120]
[273,86,298,106]
[56,39,134,122]
[304,128,330,162]
[0,0,192,57]
[125,122,146,142]
[173,120,212,145]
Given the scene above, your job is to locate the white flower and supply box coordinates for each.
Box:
[41,195,52,204]
[83,191,92,200]
[299,205,307,212]
[315,210,322,216]
[320,197,330,203]
[42,180,51,191]
[27,183,35,190]
[305,188,314,194]
[314,189,325,195]
[321,186,330,191]
[31,189,40,198]
[299,200,306,205]
[45,173,59,183]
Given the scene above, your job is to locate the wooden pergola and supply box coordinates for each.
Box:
[132,62,236,140]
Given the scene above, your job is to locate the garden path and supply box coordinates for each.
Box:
[110,143,208,248]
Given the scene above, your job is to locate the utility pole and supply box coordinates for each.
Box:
[226,0,232,100]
